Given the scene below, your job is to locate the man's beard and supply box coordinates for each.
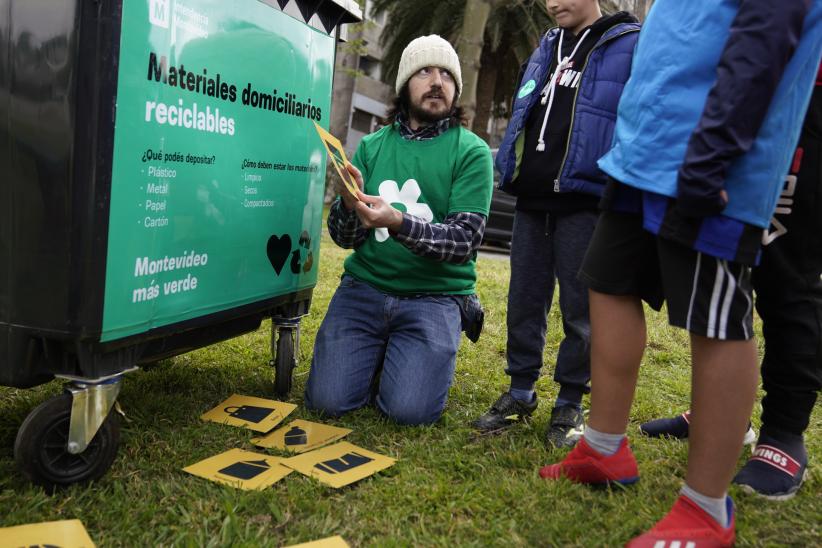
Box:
[408,90,454,125]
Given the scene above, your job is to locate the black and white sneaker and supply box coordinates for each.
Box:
[545,405,585,448]
[472,392,537,433]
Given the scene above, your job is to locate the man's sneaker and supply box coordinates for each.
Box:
[640,410,757,445]
[539,437,639,485]
[627,495,735,548]
[733,430,808,501]
[545,405,585,448]
[472,391,537,433]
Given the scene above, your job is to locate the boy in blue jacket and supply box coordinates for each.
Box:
[540,0,822,546]
[641,74,822,502]
[473,0,640,447]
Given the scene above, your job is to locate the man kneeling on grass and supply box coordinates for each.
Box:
[304,36,493,426]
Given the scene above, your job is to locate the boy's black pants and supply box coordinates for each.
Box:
[754,132,822,436]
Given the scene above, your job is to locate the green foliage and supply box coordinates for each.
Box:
[1,227,819,546]
[370,0,552,107]
[338,20,378,79]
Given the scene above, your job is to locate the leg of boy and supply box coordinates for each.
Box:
[732,137,822,498]
[505,210,556,397]
[687,335,758,497]
[541,209,656,483]
[546,210,598,447]
[587,291,646,435]
[627,334,756,548]
[553,210,599,404]
[578,208,659,436]
[473,210,553,431]
[627,245,758,544]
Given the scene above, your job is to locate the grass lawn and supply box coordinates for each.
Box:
[1,227,820,547]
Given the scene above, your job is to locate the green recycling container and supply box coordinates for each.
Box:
[0,0,360,489]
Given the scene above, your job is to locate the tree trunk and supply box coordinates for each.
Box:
[473,46,497,142]
[330,43,358,142]
[456,0,494,128]
[325,30,360,203]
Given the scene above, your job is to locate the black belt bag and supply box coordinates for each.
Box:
[456,293,484,343]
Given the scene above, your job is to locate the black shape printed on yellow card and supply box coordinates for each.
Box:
[183,448,292,490]
[314,452,373,474]
[285,425,308,446]
[224,405,273,423]
[218,459,271,480]
[281,441,396,488]
[252,419,352,453]
[201,394,296,433]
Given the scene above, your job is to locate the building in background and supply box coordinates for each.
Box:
[329,0,392,158]
[327,0,654,161]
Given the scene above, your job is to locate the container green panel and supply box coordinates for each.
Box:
[102,0,333,341]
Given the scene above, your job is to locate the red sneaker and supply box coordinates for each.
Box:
[627,495,735,547]
[539,437,639,485]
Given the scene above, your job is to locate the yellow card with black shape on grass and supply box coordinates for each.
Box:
[281,441,396,488]
[183,448,292,490]
[252,419,352,453]
[200,394,297,432]
[0,519,95,547]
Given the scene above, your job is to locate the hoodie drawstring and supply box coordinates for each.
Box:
[536,28,591,152]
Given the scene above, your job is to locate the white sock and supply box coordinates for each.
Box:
[583,426,625,456]
[681,484,729,528]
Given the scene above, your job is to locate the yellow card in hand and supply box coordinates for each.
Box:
[313,121,360,200]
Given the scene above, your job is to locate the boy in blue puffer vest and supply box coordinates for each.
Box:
[540,1,822,546]
[473,0,640,448]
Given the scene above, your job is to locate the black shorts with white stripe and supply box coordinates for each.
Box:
[580,209,755,341]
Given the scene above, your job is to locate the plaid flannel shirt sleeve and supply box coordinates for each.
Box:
[327,197,369,249]
[392,211,487,265]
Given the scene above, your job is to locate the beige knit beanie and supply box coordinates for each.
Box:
[395,35,463,97]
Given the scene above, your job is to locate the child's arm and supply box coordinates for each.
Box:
[675,0,811,217]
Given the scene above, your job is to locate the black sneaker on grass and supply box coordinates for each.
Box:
[639,411,691,439]
[472,392,537,433]
[733,430,808,500]
[545,405,585,448]
[640,410,757,444]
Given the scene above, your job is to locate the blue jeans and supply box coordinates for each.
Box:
[506,209,597,403]
[305,276,462,425]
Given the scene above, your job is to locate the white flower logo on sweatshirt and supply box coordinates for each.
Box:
[374,179,433,242]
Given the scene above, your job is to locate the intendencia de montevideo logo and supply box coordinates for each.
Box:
[149,0,170,28]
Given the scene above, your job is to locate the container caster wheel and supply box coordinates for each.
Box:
[14,393,120,492]
[273,327,296,398]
